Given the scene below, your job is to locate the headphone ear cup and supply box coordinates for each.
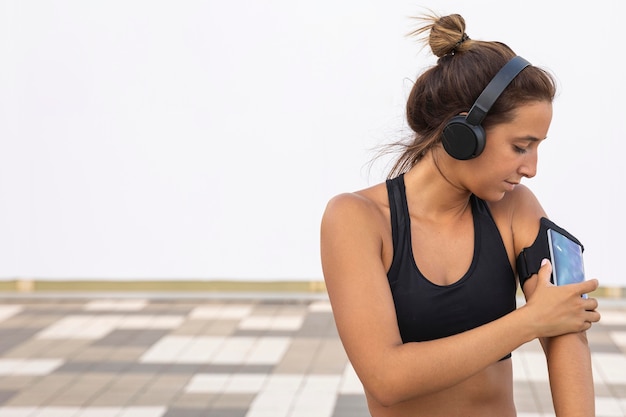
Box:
[442,116,486,160]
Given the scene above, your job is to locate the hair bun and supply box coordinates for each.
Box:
[429,14,469,57]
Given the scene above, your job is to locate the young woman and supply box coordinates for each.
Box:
[320,13,601,417]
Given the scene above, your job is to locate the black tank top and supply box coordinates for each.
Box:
[386,174,516,358]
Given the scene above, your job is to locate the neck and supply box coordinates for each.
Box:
[402,149,471,223]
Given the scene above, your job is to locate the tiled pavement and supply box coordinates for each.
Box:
[0,294,623,417]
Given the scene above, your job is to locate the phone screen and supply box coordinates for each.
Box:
[547,228,585,286]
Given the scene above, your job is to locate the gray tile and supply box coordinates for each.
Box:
[122,362,169,374]
[594,382,615,397]
[89,361,133,373]
[137,307,194,315]
[333,394,369,417]
[150,364,207,374]
[182,409,246,417]
[589,343,623,353]
[0,390,17,405]
[196,364,273,374]
[0,328,42,354]
[20,308,83,316]
[93,329,170,347]
[607,383,626,399]
[164,408,246,417]
[595,324,626,332]
[106,347,146,362]
[296,312,337,338]
[309,338,348,374]
[233,329,297,337]
[55,361,96,373]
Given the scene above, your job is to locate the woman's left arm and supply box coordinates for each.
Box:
[541,332,595,416]
[497,184,597,417]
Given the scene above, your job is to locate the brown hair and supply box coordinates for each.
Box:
[384,13,557,177]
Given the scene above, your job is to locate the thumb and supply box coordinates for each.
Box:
[537,258,553,285]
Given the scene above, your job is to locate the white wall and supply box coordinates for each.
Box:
[1,0,624,285]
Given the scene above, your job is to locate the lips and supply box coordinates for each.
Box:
[504,181,519,191]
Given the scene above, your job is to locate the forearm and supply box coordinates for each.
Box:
[543,332,595,416]
[369,307,536,404]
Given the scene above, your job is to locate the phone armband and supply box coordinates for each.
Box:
[516,217,584,289]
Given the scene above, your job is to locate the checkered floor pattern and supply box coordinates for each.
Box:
[0,294,624,417]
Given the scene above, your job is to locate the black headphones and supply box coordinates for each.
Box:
[442,56,531,160]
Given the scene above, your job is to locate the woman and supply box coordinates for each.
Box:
[320,13,601,417]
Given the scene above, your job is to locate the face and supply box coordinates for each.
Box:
[457,101,553,201]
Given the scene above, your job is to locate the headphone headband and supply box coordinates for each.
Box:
[465,56,531,125]
[442,55,532,160]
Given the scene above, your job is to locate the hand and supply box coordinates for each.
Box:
[523,259,600,338]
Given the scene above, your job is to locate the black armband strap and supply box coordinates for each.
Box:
[516,217,584,289]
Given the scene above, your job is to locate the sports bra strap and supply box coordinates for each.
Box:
[386,174,408,252]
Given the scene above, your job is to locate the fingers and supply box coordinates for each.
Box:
[566,304,601,334]
[580,296,601,332]
[582,294,599,308]
[585,309,601,324]
[528,261,603,335]
[537,259,598,297]
[570,278,599,300]
[579,278,599,293]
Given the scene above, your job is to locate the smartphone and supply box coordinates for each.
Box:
[547,228,587,297]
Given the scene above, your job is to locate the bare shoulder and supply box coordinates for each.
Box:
[321,183,389,234]
[489,184,547,255]
[320,183,391,286]
[489,184,542,215]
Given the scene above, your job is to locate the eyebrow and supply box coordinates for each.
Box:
[517,135,546,142]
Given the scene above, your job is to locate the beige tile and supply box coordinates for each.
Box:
[273,338,321,374]
[211,393,256,409]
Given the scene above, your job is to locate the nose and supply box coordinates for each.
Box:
[518,152,538,179]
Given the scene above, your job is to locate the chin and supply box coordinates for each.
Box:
[476,191,507,203]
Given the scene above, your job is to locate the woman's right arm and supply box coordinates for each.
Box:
[320,193,600,406]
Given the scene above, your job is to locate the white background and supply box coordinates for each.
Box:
[1,1,624,285]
